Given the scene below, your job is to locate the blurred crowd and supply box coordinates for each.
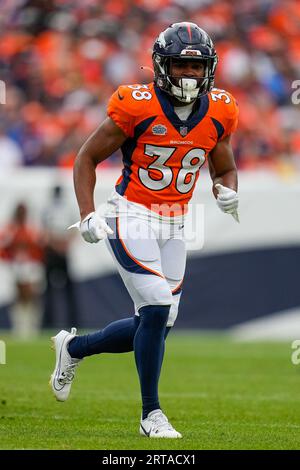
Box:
[0,191,78,337]
[0,0,300,173]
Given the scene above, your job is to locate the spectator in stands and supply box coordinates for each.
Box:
[0,0,299,171]
[0,203,45,338]
[0,123,23,172]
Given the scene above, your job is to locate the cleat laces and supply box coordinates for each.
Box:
[150,412,174,433]
[58,362,79,385]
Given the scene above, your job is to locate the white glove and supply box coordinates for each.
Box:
[215,183,239,222]
[69,212,113,243]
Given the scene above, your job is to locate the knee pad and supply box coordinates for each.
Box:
[134,275,173,310]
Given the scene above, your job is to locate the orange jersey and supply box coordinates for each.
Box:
[107,82,238,216]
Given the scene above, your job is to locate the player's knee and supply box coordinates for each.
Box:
[139,277,173,306]
[139,304,170,329]
[156,282,173,306]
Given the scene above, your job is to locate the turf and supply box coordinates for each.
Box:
[0,332,299,450]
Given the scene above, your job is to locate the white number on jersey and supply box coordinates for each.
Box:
[139,144,206,193]
[139,145,175,190]
[210,88,231,103]
[128,85,152,101]
[176,149,206,194]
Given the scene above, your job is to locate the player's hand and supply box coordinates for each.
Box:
[215,184,239,214]
[80,212,114,243]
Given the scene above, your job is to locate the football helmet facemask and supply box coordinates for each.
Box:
[152,22,218,103]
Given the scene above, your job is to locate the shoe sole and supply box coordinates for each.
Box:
[139,426,182,438]
[140,433,182,438]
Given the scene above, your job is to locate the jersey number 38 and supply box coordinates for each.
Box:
[139,144,205,194]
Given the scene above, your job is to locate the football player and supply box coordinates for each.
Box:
[50,22,239,439]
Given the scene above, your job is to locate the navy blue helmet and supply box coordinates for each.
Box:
[152,22,218,102]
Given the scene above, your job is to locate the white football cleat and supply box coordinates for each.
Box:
[50,327,81,402]
[140,409,182,438]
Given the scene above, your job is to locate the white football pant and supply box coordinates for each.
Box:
[105,215,186,327]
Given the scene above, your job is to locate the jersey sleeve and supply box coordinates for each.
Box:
[223,93,239,138]
[107,85,140,138]
[210,89,239,140]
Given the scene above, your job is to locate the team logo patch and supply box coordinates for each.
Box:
[152,124,167,135]
[179,126,188,137]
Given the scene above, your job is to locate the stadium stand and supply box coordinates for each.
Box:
[0,0,299,172]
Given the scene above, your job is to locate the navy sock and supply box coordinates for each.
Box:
[159,326,171,375]
[133,305,170,420]
[68,316,140,359]
[68,318,171,360]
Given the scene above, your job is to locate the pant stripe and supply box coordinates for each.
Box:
[107,217,164,278]
[172,280,183,295]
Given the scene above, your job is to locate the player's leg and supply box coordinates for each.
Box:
[68,315,140,358]
[106,216,181,437]
[106,217,172,417]
[50,285,140,402]
[151,235,186,377]
[50,281,142,402]
[137,235,186,438]
[68,298,172,359]
[67,215,168,359]
[50,216,166,400]
[160,236,186,330]
[138,236,186,426]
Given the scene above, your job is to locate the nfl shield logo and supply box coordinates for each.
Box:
[179,126,188,137]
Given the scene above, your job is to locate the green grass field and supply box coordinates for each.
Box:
[0,332,299,450]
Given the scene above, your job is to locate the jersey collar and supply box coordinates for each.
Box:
[154,85,209,137]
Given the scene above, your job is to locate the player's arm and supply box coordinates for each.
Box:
[72,117,127,243]
[74,117,127,220]
[208,135,237,197]
[208,135,239,216]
